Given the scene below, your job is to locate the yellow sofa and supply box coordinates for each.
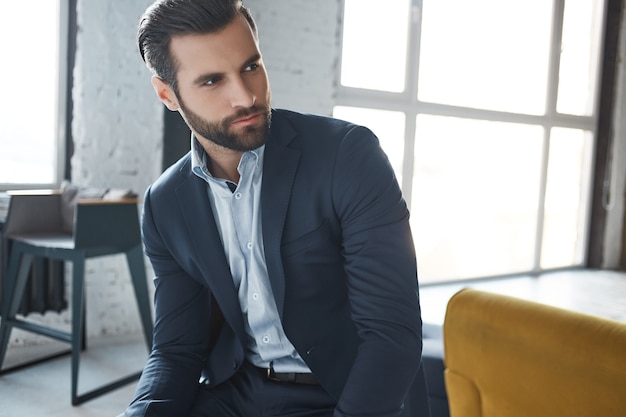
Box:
[443,288,626,417]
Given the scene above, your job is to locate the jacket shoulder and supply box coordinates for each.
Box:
[149,152,193,194]
[274,109,367,141]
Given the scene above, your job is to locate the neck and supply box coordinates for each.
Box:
[207,156,241,183]
[199,138,243,183]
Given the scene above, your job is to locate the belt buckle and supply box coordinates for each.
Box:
[266,367,282,382]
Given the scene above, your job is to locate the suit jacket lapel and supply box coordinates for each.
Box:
[176,174,246,343]
[262,114,300,317]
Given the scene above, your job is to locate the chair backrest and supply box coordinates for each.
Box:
[73,199,141,249]
[443,288,626,417]
[4,191,65,237]
[4,191,141,251]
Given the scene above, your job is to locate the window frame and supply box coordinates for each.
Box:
[335,0,606,279]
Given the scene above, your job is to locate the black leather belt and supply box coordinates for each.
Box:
[264,367,320,385]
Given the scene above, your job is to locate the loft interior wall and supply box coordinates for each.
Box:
[69,0,340,341]
[6,0,340,349]
[6,0,625,350]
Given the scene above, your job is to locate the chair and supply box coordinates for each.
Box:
[0,190,153,405]
[443,288,626,417]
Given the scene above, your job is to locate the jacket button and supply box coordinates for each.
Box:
[233,361,238,369]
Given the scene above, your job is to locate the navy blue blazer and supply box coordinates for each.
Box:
[122,109,430,417]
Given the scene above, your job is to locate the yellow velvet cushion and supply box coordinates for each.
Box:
[443,288,626,417]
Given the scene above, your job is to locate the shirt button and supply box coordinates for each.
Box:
[262,335,270,344]
[247,241,253,249]
[252,293,259,301]
[234,192,242,199]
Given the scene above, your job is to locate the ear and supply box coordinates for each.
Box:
[151,76,180,111]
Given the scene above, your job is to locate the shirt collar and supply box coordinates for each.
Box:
[191,134,264,182]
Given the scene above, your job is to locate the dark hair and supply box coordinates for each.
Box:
[137,0,257,92]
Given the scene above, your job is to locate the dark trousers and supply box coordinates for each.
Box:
[190,361,336,417]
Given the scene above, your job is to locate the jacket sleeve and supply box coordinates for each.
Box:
[118,186,211,417]
[332,126,424,417]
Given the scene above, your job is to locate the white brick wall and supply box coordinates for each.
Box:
[71,0,341,340]
[249,0,341,115]
[72,0,162,194]
[8,0,341,348]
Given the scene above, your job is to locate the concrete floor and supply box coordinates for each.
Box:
[0,334,147,417]
[1,269,625,416]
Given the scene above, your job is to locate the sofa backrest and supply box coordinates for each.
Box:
[443,288,626,417]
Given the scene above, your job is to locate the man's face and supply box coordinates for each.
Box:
[153,14,272,152]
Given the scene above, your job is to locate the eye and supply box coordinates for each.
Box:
[244,62,260,72]
[203,76,221,86]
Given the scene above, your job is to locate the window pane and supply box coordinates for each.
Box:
[411,115,544,281]
[340,0,410,92]
[333,106,405,184]
[0,1,60,185]
[556,0,604,116]
[418,0,553,115]
[541,128,592,268]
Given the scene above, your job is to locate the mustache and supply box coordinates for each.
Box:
[223,104,270,125]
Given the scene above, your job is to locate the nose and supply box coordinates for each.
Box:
[229,76,256,109]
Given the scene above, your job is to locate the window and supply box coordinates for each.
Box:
[0,0,68,189]
[335,0,604,282]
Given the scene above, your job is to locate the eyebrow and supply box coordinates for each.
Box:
[242,53,262,70]
[191,53,262,87]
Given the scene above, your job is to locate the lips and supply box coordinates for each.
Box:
[232,113,262,126]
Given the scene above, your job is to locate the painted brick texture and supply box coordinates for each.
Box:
[9,0,340,348]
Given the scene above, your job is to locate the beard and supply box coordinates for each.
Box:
[178,98,272,152]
